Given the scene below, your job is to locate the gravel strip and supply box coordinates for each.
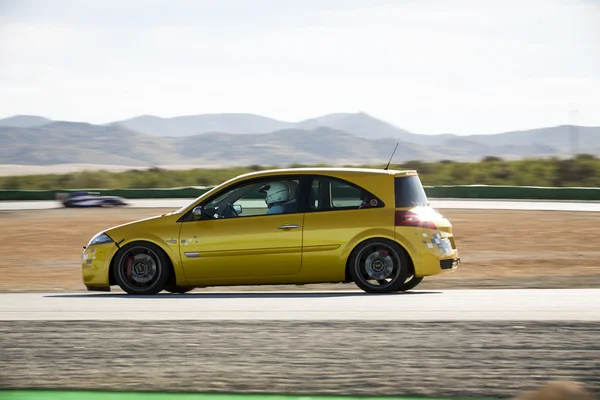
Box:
[1,321,599,398]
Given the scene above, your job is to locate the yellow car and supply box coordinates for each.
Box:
[82,167,459,295]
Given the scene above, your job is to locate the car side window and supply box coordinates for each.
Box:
[202,178,301,219]
[330,179,364,208]
[309,177,384,211]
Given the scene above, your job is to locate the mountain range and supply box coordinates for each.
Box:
[0,113,598,168]
[112,112,415,140]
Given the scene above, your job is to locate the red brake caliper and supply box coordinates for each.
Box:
[126,255,133,278]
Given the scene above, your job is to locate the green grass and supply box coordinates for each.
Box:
[1,155,599,190]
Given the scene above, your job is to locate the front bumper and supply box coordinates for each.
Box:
[81,242,118,289]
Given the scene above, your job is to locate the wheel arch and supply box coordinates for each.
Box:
[109,239,179,287]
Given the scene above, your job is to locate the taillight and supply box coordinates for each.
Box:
[395,210,437,229]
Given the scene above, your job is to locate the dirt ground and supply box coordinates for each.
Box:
[1,208,599,292]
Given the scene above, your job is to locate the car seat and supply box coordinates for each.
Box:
[280,181,299,213]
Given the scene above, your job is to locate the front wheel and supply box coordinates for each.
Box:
[113,242,170,295]
[349,239,409,294]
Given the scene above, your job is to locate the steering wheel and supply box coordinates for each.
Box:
[224,203,239,218]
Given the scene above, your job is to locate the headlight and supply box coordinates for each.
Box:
[87,232,114,246]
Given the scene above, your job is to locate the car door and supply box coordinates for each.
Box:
[179,176,305,283]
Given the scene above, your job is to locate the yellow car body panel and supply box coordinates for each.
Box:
[81,167,459,293]
[300,208,397,283]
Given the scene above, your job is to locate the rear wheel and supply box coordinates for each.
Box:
[164,285,195,294]
[349,239,409,294]
[113,242,170,295]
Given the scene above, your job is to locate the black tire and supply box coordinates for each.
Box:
[349,238,410,294]
[113,242,171,295]
[164,285,195,294]
[395,276,424,292]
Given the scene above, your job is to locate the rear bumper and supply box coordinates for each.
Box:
[413,250,460,276]
[440,257,460,270]
[396,226,459,277]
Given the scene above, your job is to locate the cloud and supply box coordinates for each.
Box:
[0,0,598,134]
[0,22,77,57]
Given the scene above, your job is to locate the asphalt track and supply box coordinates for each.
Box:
[2,320,599,397]
[1,289,599,321]
[2,198,600,211]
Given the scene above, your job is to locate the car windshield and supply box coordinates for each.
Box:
[172,185,249,215]
[172,191,226,214]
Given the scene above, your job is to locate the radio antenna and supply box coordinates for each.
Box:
[384,142,399,170]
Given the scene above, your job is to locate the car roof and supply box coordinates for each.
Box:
[233,167,417,180]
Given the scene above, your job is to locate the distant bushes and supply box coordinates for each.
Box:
[1,155,599,190]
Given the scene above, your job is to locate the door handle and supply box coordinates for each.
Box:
[278,224,299,230]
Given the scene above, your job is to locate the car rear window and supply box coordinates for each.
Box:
[395,175,429,207]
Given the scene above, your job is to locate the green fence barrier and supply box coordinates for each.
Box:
[425,185,600,201]
[2,185,600,202]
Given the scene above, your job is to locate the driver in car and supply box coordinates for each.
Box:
[260,182,290,214]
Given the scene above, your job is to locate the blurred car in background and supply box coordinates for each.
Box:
[60,191,128,208]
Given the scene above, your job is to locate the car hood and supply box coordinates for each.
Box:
[104,213,171,237]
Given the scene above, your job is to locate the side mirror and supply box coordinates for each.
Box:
[233,204,242,214]
[192,206,204,219]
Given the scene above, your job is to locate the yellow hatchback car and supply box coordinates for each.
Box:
[82,167,459,295]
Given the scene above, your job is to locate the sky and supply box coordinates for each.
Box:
[1,0,599,135]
